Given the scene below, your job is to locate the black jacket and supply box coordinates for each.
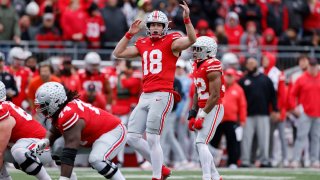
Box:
[0,71,18,101]
[239,72,278,116]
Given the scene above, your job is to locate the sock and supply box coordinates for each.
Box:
[147,133,163,179]
[127,133,151,162]
[0,166,12,180]
[197,143,214,180]
[35,167,52,180]
[110,170,125,180]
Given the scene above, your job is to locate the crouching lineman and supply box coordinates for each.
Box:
[0,81,52,180]
[188,36,225,180]
[34,82,126,180]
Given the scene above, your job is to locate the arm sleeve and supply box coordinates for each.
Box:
[288,77,301,110]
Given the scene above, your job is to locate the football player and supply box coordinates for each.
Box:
[188,36,225,180]
[4,47,33,109]
[34,82,126,180]
[0,81,52,180]
[78,52,113,111]
[113,1,196,179]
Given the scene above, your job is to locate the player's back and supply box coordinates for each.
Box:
[0,101,46,143]
[56,99,121,147]
[135,32,182,93]
[192,58,225,108]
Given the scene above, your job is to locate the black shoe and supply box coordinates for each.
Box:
[240,164,250,168]
[260,163,272,168]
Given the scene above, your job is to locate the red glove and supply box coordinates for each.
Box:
[194,117,204,130]
[188,118,196,131]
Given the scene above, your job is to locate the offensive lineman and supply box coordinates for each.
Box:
[34,82,126,180]
[0,81,52,180]
[188,36,225,180]
[113,1,196,179]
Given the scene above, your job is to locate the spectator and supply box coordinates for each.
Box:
[85,3,106,49]
[0,52,18,102]
[240,21,260,57]
[260,28,278,53]
[122,0,138,26]
[215,22,228,45]
[239,57,278,167]
[221,52,240,70]
[101,0,128,45]
[25,55,39,77]
[35,8,61,48]
[134,0,153,37]
[166,0,183,32]
[211,68,247,169]
[59,58,81,92]
[202,0,229,29]
[260,52,289,167]
[300,30,320,56]
[230,0,246,27]
[266,0,289,36]
[60,0,87,41]
[27,61,61,112]
[289,58,320,168]
[195,19,215,38]
[0,0,21,44]
[19,15,32,41]
[224,12,244,46]
[80,83,107,109]
[242,0,263,33]
[303,0,320,36]
[284,0,309,37]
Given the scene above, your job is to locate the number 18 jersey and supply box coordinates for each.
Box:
[135,32,182,93]
[192,59,225,108]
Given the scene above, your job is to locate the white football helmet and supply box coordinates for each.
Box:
[191,36,217,62]
[145,10,169,37]
[221,52,239,69]
[34,82,67,117]
[8,47,26,64]
[84,52,101,73]
[0,81,6,102]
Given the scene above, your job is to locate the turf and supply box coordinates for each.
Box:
[7,167,320,180]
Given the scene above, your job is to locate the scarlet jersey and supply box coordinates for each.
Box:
[54,99,121,147]
[135,32,182,92]
[61,74,82,92]
[78,69,109,94]
[4,66,33,107]
[86,14,106,48]
[104,67,118,98]
[192,59,225,108]
[0,101,46,143]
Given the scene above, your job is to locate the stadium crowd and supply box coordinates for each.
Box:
[0,0,320,171]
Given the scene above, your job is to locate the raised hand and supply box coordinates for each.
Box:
[128,19,142,35]
[179,1,190,18]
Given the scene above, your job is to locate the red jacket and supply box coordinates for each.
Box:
[222,82,247,124]
[260,28,278,53]
[303,1,320,31]
[289,71,320,117]
[60,7,87,41]
[224,24,244,45]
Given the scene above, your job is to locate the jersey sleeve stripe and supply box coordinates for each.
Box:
[206,68,222,72]
[62,113,77,127]
[63,114,79,131]
[207,65,222,69]
[0,111,10,121]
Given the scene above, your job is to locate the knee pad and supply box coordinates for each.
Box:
[127,133,142,146]
[14,151,43,176]
[90,160,118,179]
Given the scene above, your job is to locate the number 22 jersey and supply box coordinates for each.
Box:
[54,99,121,147]
[135,32,182,93]
[192,59,225,108]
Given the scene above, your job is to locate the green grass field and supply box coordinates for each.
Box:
[7,167,320,180]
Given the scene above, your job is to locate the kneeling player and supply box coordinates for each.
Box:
[0,81,52,180]
[34,82,126,180]
[188,36,225,180]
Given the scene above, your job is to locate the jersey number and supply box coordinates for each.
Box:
[75,100,100,115]
[195,78,209,100]
[9,102,32,121]
[143,49,162,75]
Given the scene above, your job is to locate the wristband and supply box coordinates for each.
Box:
[125,32,133,39]
[183,17,191,24]
[198,109,208,118]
